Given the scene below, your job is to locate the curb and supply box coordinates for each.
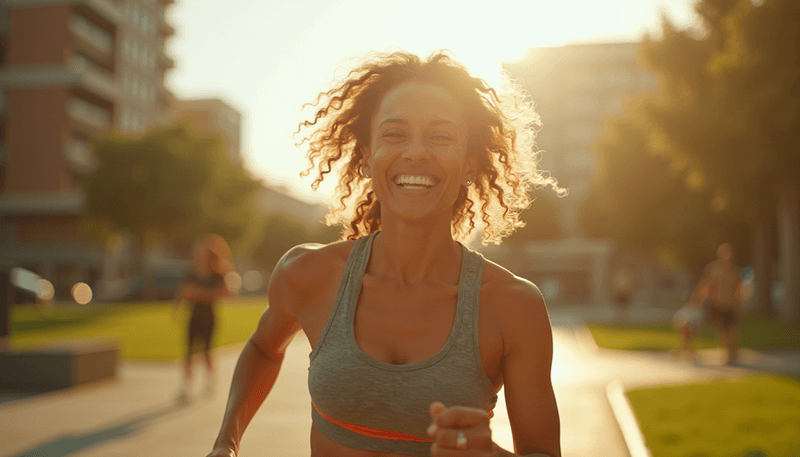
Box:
[572,324,599,356]
[576,323,652,457]
[607,380,652,457]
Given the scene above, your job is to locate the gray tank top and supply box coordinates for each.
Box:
[308,232,498,456]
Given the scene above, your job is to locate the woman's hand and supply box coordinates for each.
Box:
[427,401,500,456]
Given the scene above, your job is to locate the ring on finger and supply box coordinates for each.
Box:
[455,430,468,450]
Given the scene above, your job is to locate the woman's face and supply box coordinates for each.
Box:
[363,81,475,223]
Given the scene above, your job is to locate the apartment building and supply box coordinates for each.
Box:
[174,97,242,165]
[490,42,659,305]
[0,0,176,300]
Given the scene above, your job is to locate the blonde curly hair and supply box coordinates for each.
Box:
[296,50,564,245]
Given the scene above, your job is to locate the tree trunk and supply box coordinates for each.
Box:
[776,182,800,324]
[751,217,774,315]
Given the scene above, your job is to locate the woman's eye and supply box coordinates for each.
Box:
[383,130,405,139]
[431,133,454,142]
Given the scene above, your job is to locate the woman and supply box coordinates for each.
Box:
[207,51,563,457]
[175,234,232,400]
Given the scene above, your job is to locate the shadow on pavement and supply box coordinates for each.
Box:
[9,399,189,457]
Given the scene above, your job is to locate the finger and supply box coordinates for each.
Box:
[427,401,448,436]
[429,401,446,419]
[434,425,492,450]
[433,405,490,429]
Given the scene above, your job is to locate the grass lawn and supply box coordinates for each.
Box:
[627,375,800,457]
[8,297,269,360]
[588,315,800,351]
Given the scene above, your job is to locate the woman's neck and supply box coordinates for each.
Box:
[370,216,462,287]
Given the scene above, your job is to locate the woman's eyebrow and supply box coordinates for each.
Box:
[378,118,457,127]
[378,118,407,126]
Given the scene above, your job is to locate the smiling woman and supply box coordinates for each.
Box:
[297,50,564,244]
[206,51,564,457]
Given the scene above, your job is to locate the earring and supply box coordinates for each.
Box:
[360,167,370,179]
[466,180,472,187]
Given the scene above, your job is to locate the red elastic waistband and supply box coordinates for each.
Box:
[312,401,434,443]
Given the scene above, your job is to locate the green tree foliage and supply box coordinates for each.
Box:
[710,0,800,322]
[81,122,263,290]
[250,214,339,271]
[505,193,563,245]
[580,103,749,270]
[584,0,799,320]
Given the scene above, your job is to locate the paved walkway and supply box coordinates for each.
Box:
[1,305,798,457]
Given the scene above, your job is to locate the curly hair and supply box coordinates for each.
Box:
[296,50,565,245]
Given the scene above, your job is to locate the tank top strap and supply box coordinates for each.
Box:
[456,243,485,316]
[309,232,379,362]
[340,232,379,313]
[456,244,493,393]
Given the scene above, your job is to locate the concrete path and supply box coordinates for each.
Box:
[2,305,798,457]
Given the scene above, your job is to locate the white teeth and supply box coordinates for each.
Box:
[394,175,434,187]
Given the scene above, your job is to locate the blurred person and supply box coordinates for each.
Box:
[610,267,635,323]
[691,243,744,365]
[205,51,563,457]
[672,300,704,361]
[174,234,233,400]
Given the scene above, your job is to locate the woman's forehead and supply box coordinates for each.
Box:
[374,81,463,126]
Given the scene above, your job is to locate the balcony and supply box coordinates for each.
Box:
[158,49,175,69]
[69,14,113,55]
[0,192,85,216]
[77,0,124,27]
[64,139,97,174]
[159,18,175,36]
[67,97,112,131]
[68,56,120,102]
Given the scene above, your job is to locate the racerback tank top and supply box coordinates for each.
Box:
[308,232,498,456]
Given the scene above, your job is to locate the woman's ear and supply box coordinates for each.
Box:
[360,145,372,178]
[465,154,477,184]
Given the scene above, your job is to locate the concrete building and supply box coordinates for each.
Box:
[0,0,176,300]
[173,97,242,165]
[493,42,660,305]
[257,183,328,229]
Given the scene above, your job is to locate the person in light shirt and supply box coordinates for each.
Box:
[206,51,564,457]
[692,243,744,365]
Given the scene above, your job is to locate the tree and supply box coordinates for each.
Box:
[636,0,799,320]
[250,214,339,271]
[505,193,563,245]
[81,122,262,297]
[579,102,749,273]
[710,0,800,321]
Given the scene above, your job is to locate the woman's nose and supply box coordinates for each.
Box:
[402,136,430,161]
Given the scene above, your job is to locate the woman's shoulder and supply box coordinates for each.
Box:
[480,258,552,356]
[480,258,548,325]
[269,239,356,294]
[481,258,544,305]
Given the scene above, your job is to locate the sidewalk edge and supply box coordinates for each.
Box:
[573,324,599,356]
[606,380,653,457]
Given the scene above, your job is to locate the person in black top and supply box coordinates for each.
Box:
[174,234,233,400]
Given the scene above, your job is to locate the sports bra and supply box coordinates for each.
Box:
[307,232,498,456]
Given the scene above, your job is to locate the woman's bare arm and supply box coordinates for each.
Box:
[496,279,560,457]
[206,249,310,456]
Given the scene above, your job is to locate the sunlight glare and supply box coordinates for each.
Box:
[71,282,93,305]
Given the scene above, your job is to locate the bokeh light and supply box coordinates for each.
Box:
[242,270,264,293]
[71,282,93,305]
[38,279,55,302]
[224,271,242,294]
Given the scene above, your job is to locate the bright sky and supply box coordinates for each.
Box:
[166,0,697,204]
